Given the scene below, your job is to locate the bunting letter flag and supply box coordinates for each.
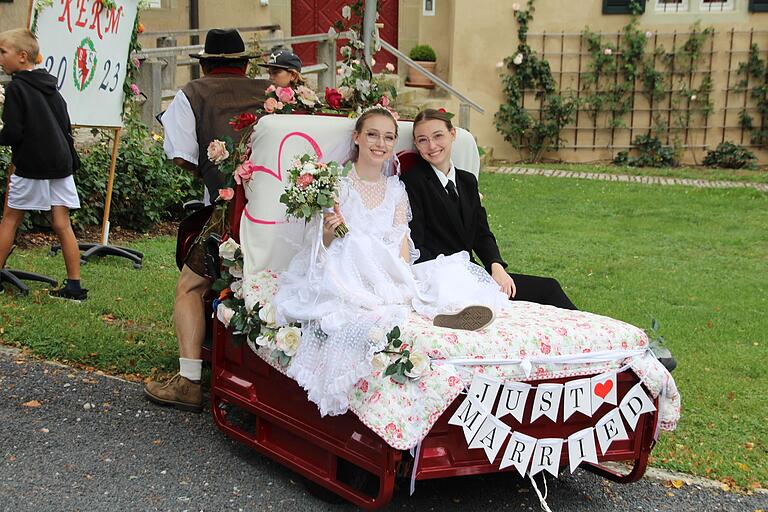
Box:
[595,408,629,455]
[467,374,502,411]
[590,371,618,413]
[567,427,598,473]
[495,382,531,423]
[619,382,657,431]
[448,394,489,444]
[499,431,537,477]
[468,415,512,464]
[530,438,564,477]
[563,378,592,420]
[530,383,564,423]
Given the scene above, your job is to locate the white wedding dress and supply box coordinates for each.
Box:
[275,167,508,416]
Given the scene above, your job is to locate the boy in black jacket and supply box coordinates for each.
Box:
[0,29,86,300]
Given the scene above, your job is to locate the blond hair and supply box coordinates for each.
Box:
[0,29,39,62]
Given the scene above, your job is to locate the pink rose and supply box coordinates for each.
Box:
[296,173,314,189]
[554,327,568,336]
[385,62,395,72]
[218,188,234,201]
[129,83,141,96]
[264,97,279,113]
[443,333,458,344]
[379,94,390,107]
[541,342,551,355]
[276,86,296,104]
[356,380,369,393]
[266,84,276,93]
[235,160,257,185]
[447,375,461,387]
[369,391,382,404]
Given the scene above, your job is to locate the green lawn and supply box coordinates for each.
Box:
[1,173,766,489]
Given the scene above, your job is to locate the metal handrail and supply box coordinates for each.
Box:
[379,39,484,114]
[140,24,280,38]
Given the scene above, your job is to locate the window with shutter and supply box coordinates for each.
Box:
[750,0,768,12]
[602,0,647,14]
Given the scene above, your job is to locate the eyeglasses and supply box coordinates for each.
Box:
[414,131,449,148]
[365,130,397,146]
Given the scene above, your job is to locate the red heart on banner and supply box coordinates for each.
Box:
[594,380,613,399]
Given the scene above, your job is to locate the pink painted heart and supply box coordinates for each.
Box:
[594,380,613,399]
[244,131,323,225]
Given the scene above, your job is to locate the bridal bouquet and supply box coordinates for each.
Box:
[280,154,352,238]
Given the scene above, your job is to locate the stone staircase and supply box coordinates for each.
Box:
[391,80,454,119]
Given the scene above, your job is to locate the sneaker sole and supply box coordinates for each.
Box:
[143,388,203,413]
[433,305,495,331]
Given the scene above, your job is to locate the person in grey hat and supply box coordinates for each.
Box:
[144,29,270,412]
[258,47,305,88]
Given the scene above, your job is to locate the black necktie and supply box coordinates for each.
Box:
[445,180,459,205]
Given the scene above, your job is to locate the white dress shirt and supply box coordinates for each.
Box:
[430,161,458,196]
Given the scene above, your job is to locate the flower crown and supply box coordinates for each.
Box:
[360,104,396,117]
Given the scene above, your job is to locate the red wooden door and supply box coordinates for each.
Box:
[290,0,398,73]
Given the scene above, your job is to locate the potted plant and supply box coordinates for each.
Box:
[406,44,437,89]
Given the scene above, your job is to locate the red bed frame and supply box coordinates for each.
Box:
[193,164,659,509]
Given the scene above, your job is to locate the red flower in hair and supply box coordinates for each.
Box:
[438,108,446,113]
[229,112,257,131]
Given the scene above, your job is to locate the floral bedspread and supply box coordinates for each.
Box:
[244,277,680,451]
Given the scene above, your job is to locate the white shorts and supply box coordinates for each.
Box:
[7,174,81,211]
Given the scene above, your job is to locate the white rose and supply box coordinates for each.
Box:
[338,85,354,100]
[216,304,235,328]
[275,326,302,356]
[341,5,351,19]
[231,279,243,299]
[229,261,243,279]
[258,302,278,328]
[604,48,613,56]
[405,352,430,379]
[690,94,697,101]
[645,31,654,39]
[301,162,316,175]
[512,3,521,11]
[218,238,240,261]
[206,139,229,164]
[371,352,392,371]
[513,53,524,66]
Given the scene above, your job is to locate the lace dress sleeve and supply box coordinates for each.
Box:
[390,179,420,263]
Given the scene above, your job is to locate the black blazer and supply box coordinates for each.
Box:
[401,159,507,273]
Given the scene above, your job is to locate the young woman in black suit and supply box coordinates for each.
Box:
[401,109,578,310]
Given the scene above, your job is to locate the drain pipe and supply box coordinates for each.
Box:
[190,0,200,79]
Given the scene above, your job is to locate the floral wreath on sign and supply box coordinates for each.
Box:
[324,1,398,115]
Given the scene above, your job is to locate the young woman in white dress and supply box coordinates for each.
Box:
[274,106,508,416]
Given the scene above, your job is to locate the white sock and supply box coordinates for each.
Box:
[179,358,202,381]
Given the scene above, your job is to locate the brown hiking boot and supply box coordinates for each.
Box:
[433,305,495,331]
[144,373,203,412]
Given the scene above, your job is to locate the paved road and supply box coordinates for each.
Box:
[1,348,765,512]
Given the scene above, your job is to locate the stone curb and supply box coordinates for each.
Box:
[487,166,768,192]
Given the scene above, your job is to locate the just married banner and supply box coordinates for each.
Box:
[447,370,657,477]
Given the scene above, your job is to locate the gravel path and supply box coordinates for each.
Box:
[2,348,765,512]
[487,166,768,192]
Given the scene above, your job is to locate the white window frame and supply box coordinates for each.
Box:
[699,0,735,11]
[655,0,689,12]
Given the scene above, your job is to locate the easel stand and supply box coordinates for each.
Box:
[50,127,144,269]
[0,269,57,296]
